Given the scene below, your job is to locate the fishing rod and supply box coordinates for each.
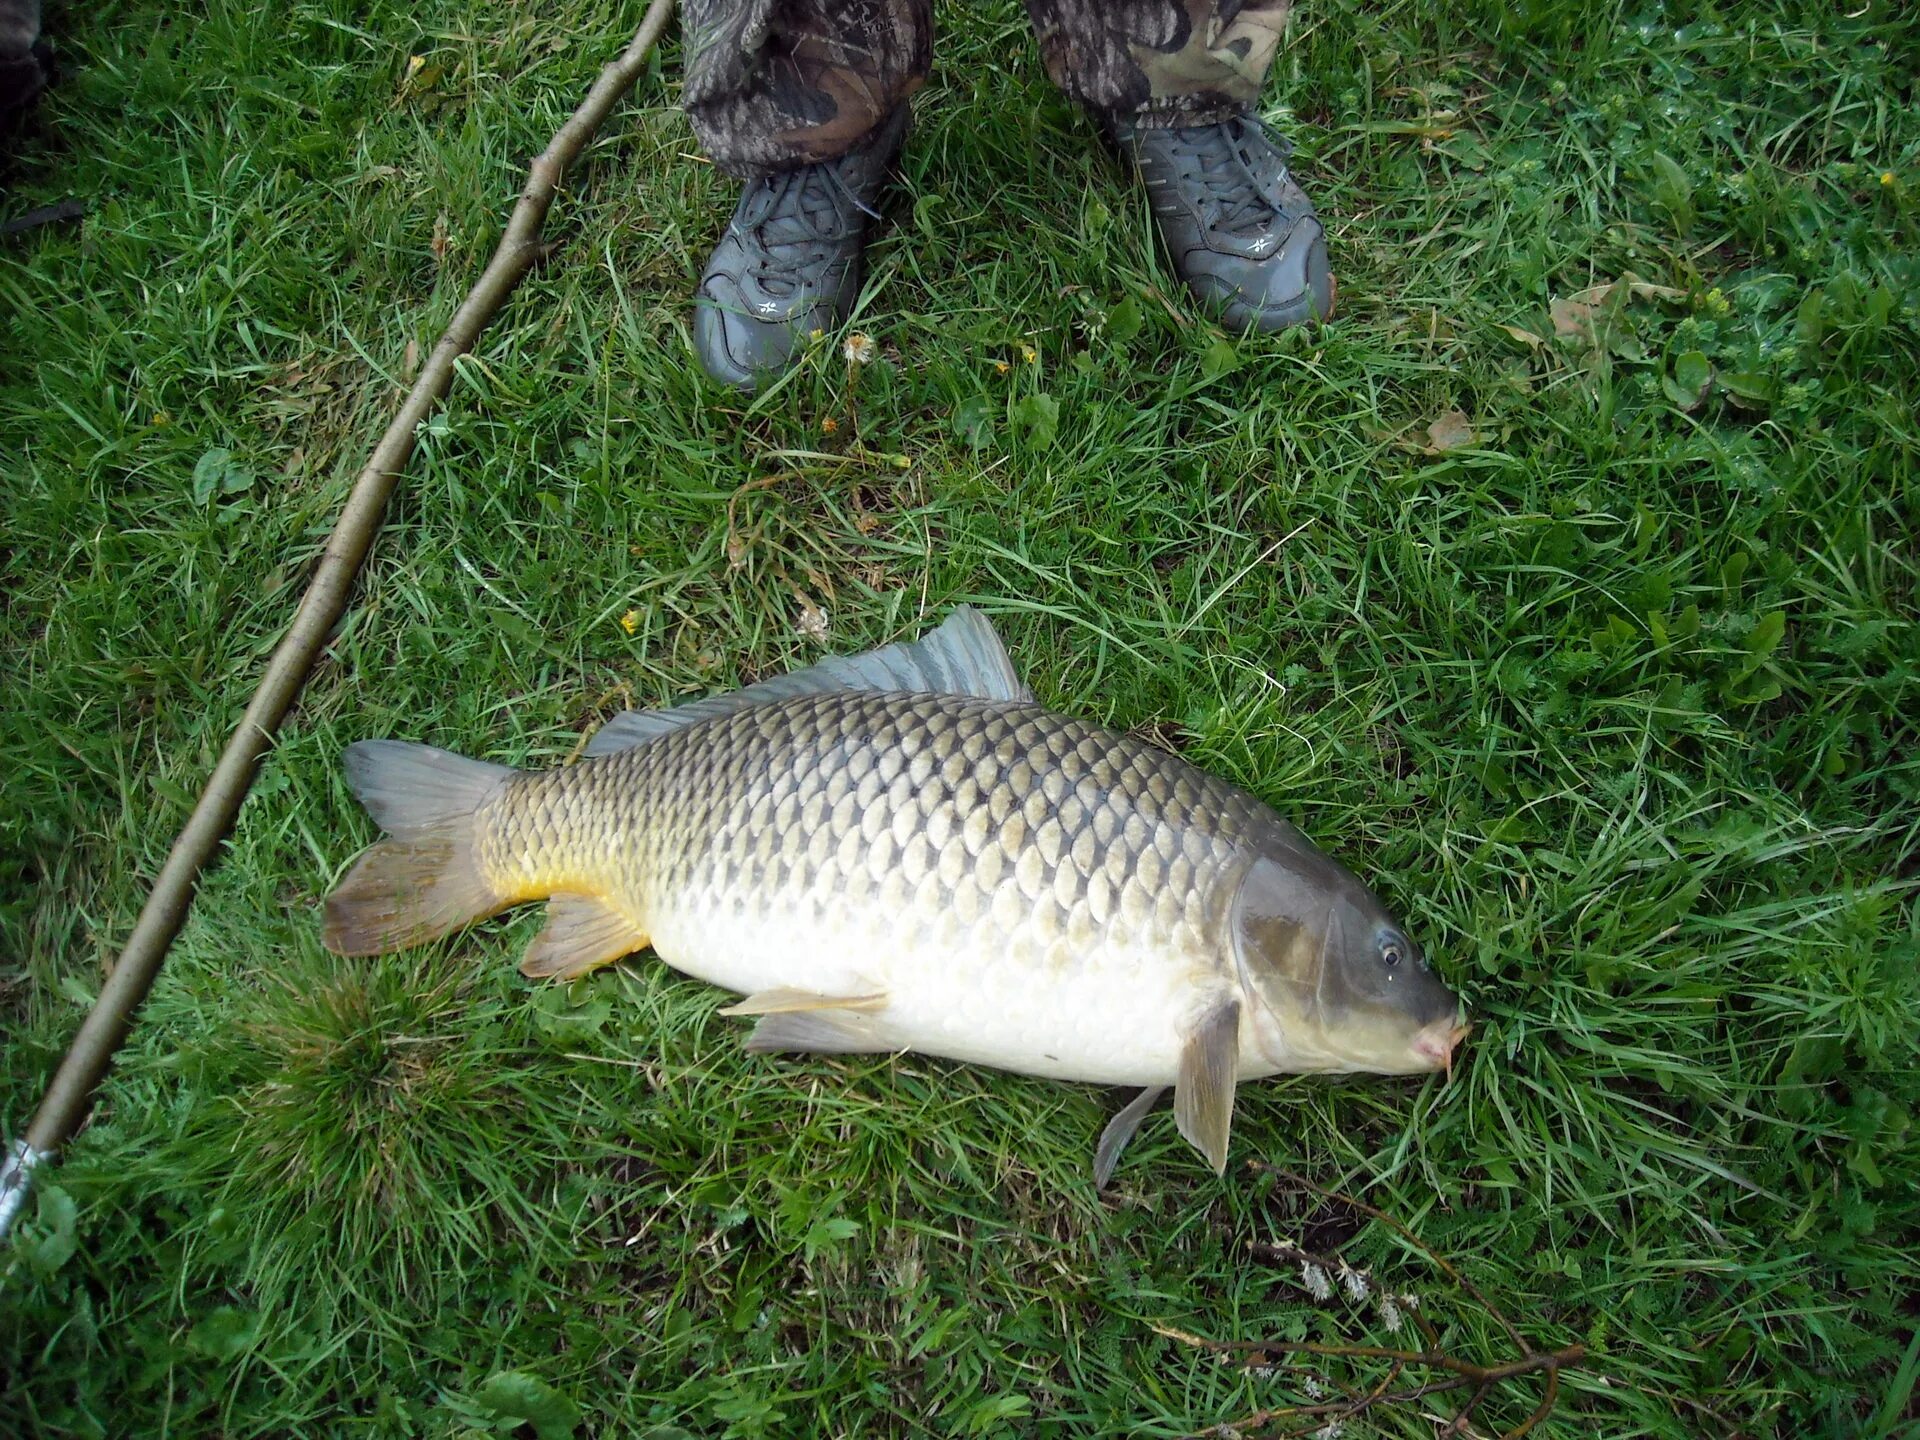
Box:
[0,0,680,1243]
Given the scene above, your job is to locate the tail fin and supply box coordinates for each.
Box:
[323,740,516,956]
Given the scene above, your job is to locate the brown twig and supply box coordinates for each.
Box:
[1217,1360,1406,1439]
[1156,1324,1583,1382]
[1169,1167,1590,1437]
[1157,1324,1585,1440]
[0,0,679,1242]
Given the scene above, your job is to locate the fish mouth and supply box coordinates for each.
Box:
[1411,1017,1472,1080]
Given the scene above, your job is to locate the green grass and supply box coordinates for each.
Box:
[3,0,1917,1434]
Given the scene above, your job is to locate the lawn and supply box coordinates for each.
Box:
[3,0,1917,1434]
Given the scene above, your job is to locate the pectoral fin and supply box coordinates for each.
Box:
[1094,1086,1167,1190]
[718,987,888,1017]
[519,893,648,980]
[1174,997,1241,1176]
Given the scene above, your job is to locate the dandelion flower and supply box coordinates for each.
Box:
[844,333,877,366]
[995,360,1010,374]
[1020,343,1038,364]
[618,610,640,635]
[1881,172,1896,187]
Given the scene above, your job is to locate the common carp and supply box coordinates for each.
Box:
[324,609,1466,1184]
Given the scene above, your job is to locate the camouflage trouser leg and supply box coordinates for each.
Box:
[682,0,933,177]
[681,0,1289,176]
[1022,0,1290,127]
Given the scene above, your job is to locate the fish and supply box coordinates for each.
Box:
[323,608,1467,1186]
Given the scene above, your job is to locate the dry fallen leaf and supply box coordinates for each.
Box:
[401,338,420,380]
[431,213,449,266]
[1427,410,1475,452]
[1552,277,1690,340]
[1567,278,1688,307]
[1550,296,1594,338]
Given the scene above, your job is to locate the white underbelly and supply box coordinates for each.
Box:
[646,888,1209,1086]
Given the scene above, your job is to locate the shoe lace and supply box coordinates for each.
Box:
[738,157,881,295]
[1162,115,1298,238]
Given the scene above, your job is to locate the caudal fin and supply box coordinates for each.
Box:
[323,740,516,956]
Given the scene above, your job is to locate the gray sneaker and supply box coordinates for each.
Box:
[1117,114,1333,333]
[692,108,907,392]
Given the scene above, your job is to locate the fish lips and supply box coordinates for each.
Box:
[1411,1016,1473,1079]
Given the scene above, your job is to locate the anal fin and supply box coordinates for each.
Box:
[741,1007,896,1056]
[719,987,888,1017]
[519,892,648,981]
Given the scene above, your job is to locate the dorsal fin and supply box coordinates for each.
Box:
[584,607,1030,757]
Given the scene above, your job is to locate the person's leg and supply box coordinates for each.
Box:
[685,0,932,390]
[1023,0,1287,126]
[1023,1,1331,332]
[684,0,931,178]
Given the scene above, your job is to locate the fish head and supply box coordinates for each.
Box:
[1227,836,1466,1077]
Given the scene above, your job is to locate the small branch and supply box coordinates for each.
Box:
[1501,1361,1559,1440]
[1157,1323,1585,1440]
[1154,1324,1583,1385]
[1445,1380,1492,1435]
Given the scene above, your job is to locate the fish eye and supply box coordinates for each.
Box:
[1380,937,1404,968]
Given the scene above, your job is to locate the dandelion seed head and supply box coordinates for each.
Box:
[844,333,877,365]
[1300,1262,1333,1301]
[1337,1262,1370,1302]
[796,603,830,642]
[1379,1296,1404,1333]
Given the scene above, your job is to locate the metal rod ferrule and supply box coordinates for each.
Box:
[0,1136,48,1241]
